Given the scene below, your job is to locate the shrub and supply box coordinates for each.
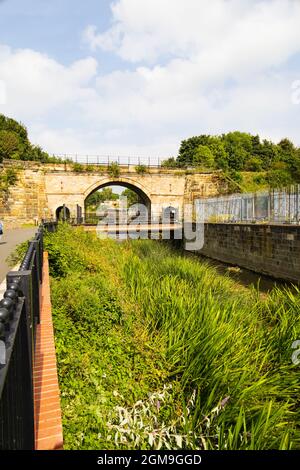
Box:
[161,157,178,168]
[85,165,96,172]
[135,164,148,175]
[266,169,293,188]
[108,162,120,178]
[245,157,263,172]
[0,167,18,199]
[72,163,85,173]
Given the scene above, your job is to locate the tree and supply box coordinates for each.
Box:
[193,145,215,168]
[161,157,178,168]
[0,113,62,163]
[228,146,249,171]
[121,189,140,207]
[0,130,19,160]
[259,140,280,169]
[178,135,211,166]
[85,187,119,211]
[244,157,263,172]
[221,132,253,170]
[208,138,229,170]
[277,138,297,170]
[222,131,253,154]
[266,169,293,188]
[251,135,263,157]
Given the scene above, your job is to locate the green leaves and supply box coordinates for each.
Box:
[0,113,64,163]
[169,132,300,189]
[108,162,120,178]
[0,167,18,201]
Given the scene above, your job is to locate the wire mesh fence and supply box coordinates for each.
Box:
[196,185,300,224]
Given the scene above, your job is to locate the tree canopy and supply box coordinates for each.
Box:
[164,132,300,187]
[0,114,62,163]
[85,188,119,211]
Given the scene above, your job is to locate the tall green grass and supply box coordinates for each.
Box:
[123,241,300,449]
[46,225,300,450]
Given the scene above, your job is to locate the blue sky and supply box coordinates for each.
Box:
[0,0,121,70]
[0,0,300,158]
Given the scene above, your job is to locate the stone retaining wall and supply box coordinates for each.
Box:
[194,223,300,283]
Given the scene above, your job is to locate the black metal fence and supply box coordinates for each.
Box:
[0,222,56,450]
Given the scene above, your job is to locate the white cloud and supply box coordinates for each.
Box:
[1,0,300,158]
[0,45,97,119]
[84,0,300,70]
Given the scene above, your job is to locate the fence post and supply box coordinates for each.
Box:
[6,270,35,442]
[0,294,35,450]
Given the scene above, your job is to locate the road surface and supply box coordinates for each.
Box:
[0,227,37,282]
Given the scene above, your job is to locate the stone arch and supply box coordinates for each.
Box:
[56,205,70,221]
[84,177,152,219]
[83,177,152,202]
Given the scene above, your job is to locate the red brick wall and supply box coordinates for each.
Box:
[33,252,63,450]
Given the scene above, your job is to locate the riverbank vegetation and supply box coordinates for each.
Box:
[45,225,300,450]
[0,166,18,203]
[162,132,300,192]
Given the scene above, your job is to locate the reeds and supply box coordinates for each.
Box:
[121,241,300,449]
[47,226,300,449]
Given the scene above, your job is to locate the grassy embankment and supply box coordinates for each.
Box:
[44,225,300,450]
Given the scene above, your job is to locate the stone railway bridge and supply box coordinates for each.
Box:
[0,160,223,225]
[2,160,300,282]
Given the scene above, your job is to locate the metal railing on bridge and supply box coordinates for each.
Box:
[52,154,164,168]
[0,221,57,450]
[196,185,300,224]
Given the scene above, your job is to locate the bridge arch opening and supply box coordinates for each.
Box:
[56,205,70,221]
[162,206,179,224]
[84,182,151,225]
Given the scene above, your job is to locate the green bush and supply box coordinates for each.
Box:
[245,157,263,172]
[135,164,148,175]
[0,167,18,198]
[72,163,85,173]
[85,165,97,173]
[161,157,178,168]
[266,169,294,188]
[108,162,120,178]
